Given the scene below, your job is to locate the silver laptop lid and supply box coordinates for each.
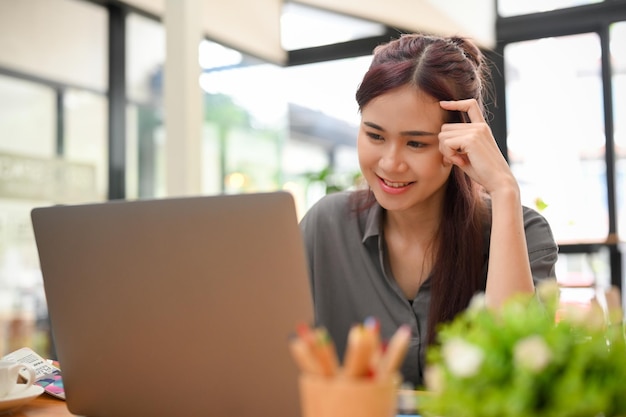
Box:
[31,191,313,417]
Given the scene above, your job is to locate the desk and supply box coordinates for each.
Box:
[11,394,421,417]
[10,395,73,417]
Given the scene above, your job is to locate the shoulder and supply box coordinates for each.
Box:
[521,206,557,250]
[300,191,354,226]
[485,200,557,250]
[521,206,559,279]
[300,190,367,241]
[309,190,353,212]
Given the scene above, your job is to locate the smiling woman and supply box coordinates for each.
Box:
[299,33,558,389]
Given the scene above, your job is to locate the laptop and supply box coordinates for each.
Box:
[31,191,314,417]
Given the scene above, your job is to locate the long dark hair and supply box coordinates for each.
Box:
[354,33,493,344]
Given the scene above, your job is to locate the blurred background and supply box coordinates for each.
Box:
[0,0,624,358]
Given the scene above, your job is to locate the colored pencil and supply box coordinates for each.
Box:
[376,325,411,380]
[342,324,376,378]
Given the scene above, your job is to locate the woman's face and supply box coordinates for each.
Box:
[357,85,453,213]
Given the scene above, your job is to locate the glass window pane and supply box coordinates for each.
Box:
[504,33,606,243]
[199,48,368,209]
[126,13,165,103]
[0,0,108,359]
[126,104,165,199]
[282,57,366,211]
[498,0,603,17]
[556,250,611,287]
[557,249,611,312]
[611,22,626,242]
[0,75,56,158]
[0,76,58,357]
[200,68,288,196]
[63,89,108,202]
[126,12,166,199]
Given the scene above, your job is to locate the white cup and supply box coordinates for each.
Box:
[0,360,36,398]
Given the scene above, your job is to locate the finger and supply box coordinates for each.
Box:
[439,99,486,124]
[447,153,469,168]
[439,135,468,161]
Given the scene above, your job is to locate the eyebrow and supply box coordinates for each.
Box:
[363,121,437,137]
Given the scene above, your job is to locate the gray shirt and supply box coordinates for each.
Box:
[299,190,558,387]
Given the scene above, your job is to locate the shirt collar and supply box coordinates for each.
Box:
[362,201,384,243]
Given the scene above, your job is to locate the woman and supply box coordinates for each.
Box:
[299,33,558,387]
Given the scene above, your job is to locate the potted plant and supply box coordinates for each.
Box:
[421,281,626,417]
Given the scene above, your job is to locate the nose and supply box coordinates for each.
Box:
[379,144,408,173]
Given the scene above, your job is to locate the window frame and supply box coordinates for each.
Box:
[493,0,626,289]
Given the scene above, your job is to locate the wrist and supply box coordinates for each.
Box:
[486,179,521,202]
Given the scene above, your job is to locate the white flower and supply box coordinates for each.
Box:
[536,280,560,306]
[442,337,484,378]
[514,335,552,372]
[467,292,487,313]
[559,303,606,331]
[424,365,445,392]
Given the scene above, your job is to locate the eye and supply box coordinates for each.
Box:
[407,140,426,149]
[366,132,383,141]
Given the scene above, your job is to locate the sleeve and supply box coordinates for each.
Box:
[522,206,559,283]
[298,192,352,326]
[299,199,320,291]
[299,191,351,266]
[298,192,348,304]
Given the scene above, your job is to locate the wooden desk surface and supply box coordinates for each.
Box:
[11,393,421,417]
[12,391,421,416]
[11,394,73,417]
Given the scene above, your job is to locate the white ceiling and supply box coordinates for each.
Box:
[120,0,495,65]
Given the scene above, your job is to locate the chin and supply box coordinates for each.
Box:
[371,192,413,212]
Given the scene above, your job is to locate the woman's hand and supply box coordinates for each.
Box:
[438,99,517,196]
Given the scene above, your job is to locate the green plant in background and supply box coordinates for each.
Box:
[421,281,626,417]
[204,93,251,193]
[304,166,362,194]
[534,196,548,212]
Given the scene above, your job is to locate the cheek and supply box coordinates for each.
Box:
[413,153,451,177]
[434,160,454,183]
[357,135,375,166]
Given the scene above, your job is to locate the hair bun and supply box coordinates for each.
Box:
[448,36,483,69]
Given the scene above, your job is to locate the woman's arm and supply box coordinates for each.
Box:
[485,184,535,307]
[438,99,536,308]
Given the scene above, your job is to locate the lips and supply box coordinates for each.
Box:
[377,176,415,194]
[382,179,413,188]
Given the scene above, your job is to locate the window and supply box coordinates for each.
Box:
[199,48,368,209]
[0,76,56,159]
[126,12,166,199]
[505,33,606,243]
[497,1,625,294]
[611,22,626,240]
[0,0,107,357]
[64,89,108,201]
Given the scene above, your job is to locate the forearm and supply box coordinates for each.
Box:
[485,185,534,308]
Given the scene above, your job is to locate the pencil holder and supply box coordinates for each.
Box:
[298,374,399,417]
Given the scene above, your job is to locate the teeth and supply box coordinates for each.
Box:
[383,179,411,188]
